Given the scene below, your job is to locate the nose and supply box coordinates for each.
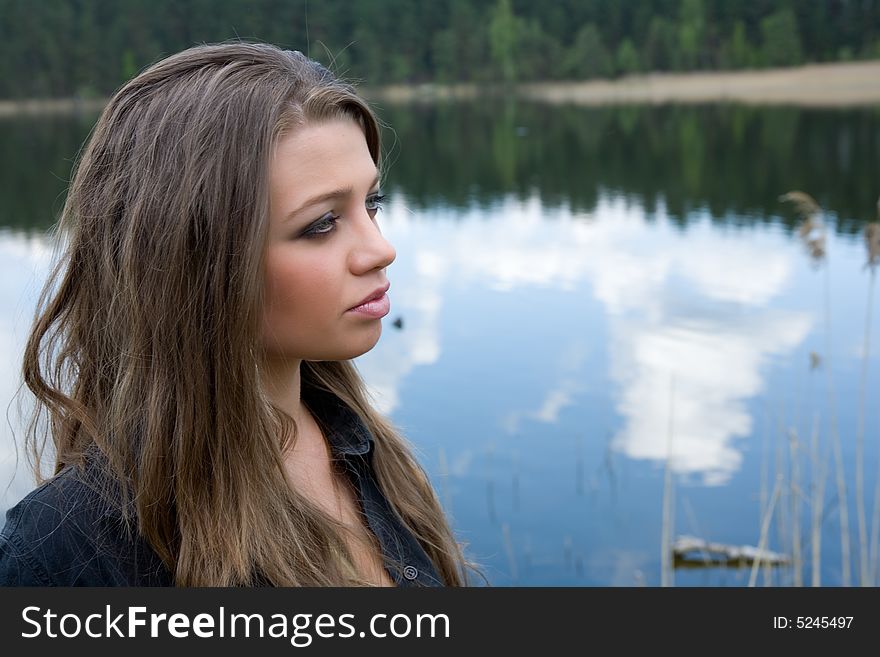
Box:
[349,206,396,273]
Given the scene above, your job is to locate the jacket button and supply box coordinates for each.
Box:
[402,565,418,580]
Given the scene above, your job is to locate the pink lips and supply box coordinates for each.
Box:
[347,292,391,318]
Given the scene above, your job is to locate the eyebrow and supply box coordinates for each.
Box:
[284,172,381,223]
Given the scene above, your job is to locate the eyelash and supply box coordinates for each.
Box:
[303,193,387,239]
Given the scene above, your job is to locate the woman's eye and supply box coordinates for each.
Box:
[300,194,387,240]
[366,193,387,213]
[303,213,339,238]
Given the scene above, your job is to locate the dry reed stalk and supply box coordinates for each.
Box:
[856,256,875,586]
[781,191,826,262]
[760,401,771,586]
[781,190,850,586]
[789,428,802,586]
[865,219,880,269]
[749,474,784,587]
[791,324,811,586]
[810,413,825,586]
[773,412,788,585]
[870,459,880,585]
[862,217,879,585]
[780,191,821,218]
[660,376,676,587]
[825,237,852,586]
[501,523,517,582]
[682,497,713,567]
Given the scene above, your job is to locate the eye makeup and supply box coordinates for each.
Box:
[300,192,387,239]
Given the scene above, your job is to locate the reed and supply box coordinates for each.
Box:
[665,193,875,588]
[773,403,790,584]
[861,208,879,585]
[501,522,518,582]
[870,449,880,584]
[855,239,875,585]
[760,401,772,585]
[789,428,803,586]
[781,190,851,586]
[660,376,676,587]
[809,413,826,586]
[682,497,714,573]
[749,474,784,587]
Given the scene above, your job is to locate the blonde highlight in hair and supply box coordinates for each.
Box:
[22,41,476,586]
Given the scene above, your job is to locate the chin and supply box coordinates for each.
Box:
[342,339,382,360]
[315,333,383,361]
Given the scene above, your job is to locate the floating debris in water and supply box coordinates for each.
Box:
[672,535,790,569]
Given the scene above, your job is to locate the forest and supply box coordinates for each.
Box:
[1,0,879,98]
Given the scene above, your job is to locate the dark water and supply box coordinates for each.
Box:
[1,101,878,586]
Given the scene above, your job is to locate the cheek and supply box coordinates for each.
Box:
[263,249,336,328]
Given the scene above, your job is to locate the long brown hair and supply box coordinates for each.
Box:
[21,41,475,586]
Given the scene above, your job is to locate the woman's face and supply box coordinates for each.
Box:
[262,118,396,363]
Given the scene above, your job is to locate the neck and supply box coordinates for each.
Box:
[260,357,307,426]
[261,357,331,461]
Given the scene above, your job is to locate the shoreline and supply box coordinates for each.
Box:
[0,96,106,117]
[2,60,880,116]
[517,59,880,108]
[369,59,880,107]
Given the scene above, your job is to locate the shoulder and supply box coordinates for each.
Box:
[0,465,171,586]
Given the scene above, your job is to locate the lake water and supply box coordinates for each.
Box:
[1,101,878,587]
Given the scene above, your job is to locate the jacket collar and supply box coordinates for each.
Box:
[301,385,374,457]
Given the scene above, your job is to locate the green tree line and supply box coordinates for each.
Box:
[1,0,879,98]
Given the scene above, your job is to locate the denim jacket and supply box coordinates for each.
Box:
[0,385,443,587]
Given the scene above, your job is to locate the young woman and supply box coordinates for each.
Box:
[0,42,474,586]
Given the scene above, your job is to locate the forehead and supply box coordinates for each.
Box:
[270,119,374,194]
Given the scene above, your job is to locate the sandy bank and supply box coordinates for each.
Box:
[3,60,879,115]
[0,96,106,117]
[518,60,880,107]
[371,60,880,107]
